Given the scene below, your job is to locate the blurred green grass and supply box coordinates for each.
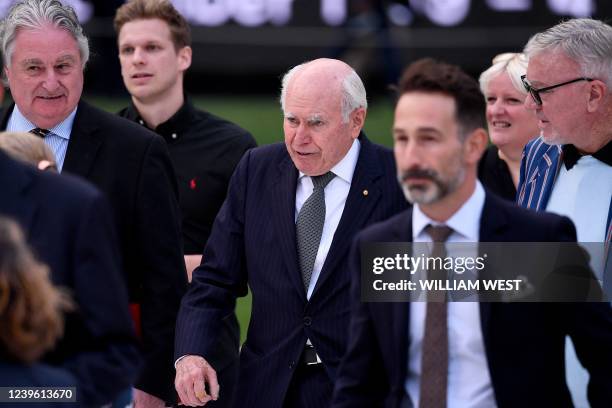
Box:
[86,94,395,343]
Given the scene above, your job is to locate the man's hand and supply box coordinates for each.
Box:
[175,355,219,406]
[133,388,166,408]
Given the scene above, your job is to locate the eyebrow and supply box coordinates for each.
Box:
[306,114,325,123]
[56,55,77,64]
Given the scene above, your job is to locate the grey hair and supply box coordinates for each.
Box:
[279,61,368,123]
[0,0,89,69]
[524,18,612,88]
[479,52,528,96]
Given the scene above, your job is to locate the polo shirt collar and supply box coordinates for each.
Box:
[125,95,197,143]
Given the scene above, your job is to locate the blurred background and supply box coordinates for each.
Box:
[2,0,610,341]
[2,0,611,149]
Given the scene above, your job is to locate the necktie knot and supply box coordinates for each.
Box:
[311,171,335,190]
[30,128,50,138]
[425,224,453,243]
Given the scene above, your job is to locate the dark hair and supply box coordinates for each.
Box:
[0,217,72,363]
[114,0,191,50]
[397,58,486,137]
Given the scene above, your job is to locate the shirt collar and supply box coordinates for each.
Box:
[7,104,76,141]
[125,96,196,143]
[562,140,612,170]
[298,138,361,184]
[412,181,485,242]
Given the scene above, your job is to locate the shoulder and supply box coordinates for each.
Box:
[486,192,576,241]
[195,110,256,146]
[356,208,412,243]
[75,101,162,146]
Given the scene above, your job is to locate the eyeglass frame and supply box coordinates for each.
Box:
[520,75,593,106]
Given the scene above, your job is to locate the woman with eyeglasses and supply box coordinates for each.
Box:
[478,53,540,200]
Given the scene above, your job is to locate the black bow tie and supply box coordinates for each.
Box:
[562,141,612,170]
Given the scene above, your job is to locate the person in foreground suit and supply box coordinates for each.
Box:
[0,150,140,405]
[174,58,407,407]
[331,58,612,408]
[0,1,187,405]
[518,18,612,407]
[115,2,256,403]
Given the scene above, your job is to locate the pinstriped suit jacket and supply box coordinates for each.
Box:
[517,137,611,244]
[175,135,408,407]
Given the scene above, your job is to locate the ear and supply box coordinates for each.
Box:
[349,107,366,139]
[177,46,192,72]
[463,127,488,165]
[586,79,606,113]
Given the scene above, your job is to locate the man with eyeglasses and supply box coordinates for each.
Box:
[517,18,612,408]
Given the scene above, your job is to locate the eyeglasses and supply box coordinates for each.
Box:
[520,75,593,106]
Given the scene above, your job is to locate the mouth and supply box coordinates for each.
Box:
[36,95,64,101]
[132,73,152,79]
[296,151,315,157]
[491,121,511,129]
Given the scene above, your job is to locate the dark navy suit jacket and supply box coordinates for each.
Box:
[0,151,140,406]
[1,101,188,402]
[332,192,612,408]
[175,136,408,407]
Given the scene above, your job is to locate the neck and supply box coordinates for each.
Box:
[132,82,184,129]
[419,175,476,223]
[497,148,521,188]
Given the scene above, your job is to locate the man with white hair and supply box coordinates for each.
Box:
[518,18,612,407]
[174,58,407,407]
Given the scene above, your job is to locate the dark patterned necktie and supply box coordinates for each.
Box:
[419,224,453,408]
[296,171,335,292]
[30,128,50,138]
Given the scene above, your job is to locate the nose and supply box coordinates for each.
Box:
[132,47,146,65]
[524,93,538,111]
[395,140,422,172]
[42,70,60,91]
[489,99,505,117]
[293,123,311,145]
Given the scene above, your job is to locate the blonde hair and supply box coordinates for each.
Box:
[0,132,56,170]
[0,217,72,363]
[479,52,528,96]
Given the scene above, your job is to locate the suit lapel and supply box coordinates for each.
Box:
[478,193,510,361]
[526,144,562,211]
[272,153,305,301]
[394,210,413,385]
[311,137,383,297]
[62,101,103,177]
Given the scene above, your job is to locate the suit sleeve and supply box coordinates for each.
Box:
[66,191,141,406]
[331,234,388,408]
[134,135,188,401]
[549,216,612,407]
[175,150,251,363]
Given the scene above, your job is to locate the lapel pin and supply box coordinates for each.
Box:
[362,189,368,197]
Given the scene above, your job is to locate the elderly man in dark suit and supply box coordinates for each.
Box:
[331,59,612,408]
[0,150,140,405]
[0,1,187,405]
[174,58,407,407]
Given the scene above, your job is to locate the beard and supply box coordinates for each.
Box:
[397,165,465,205]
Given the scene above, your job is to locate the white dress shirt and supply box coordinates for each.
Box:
[7,104,77,172]
[406,181,498,408]
[295,138,361,300]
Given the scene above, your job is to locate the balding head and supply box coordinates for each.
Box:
[281,58,367,176]
[280,58,367,123]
